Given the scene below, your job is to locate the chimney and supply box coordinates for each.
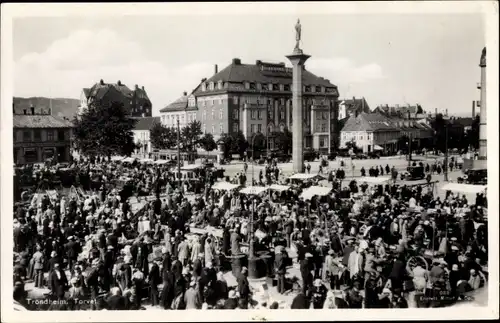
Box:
[135,84,139,89]
[23,109,27,115]
[232,58,241,65]
[13,103,15,114]
[183,91,187,96]
[31,106,35,115]
[445,109,448,116]
[472,100,476,118]
[117,80,122,86]
[142,86,144,90]
[407,111,411,119]
[100,79,104,85]
[352,96,355,101]
[201,78,207,82]
[214,64,218,74]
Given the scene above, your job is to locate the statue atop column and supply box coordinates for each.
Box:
[294,19,302,53]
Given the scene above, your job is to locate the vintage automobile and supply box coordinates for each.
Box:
[401,165,425,181]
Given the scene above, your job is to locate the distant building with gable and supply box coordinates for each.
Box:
[79,79,152,118]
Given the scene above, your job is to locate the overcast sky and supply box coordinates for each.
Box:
[12,11,485,117]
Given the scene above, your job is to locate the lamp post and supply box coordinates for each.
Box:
[251,132,260,185]
[247,197,258,279]
[177,119,181,188]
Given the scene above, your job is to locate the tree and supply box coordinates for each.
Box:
[181,120,203,152]
[199,133,217,154]
[73,101,137,158]
[150,121,176,150]
[230,131,249,158]
[217,133,233,160]
[274,128,293,154]
[345,139,359,153]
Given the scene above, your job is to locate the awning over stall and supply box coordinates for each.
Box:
[211,181,240,191]
[300,186,332,200]
[440,183,487,194]
[240,186,268,195]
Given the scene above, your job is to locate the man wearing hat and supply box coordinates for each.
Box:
[148,256,162,307]
[237,267,250,309]
[300,253,314,296]
[49,262,68,300]
[274,246,287,294]
[311,278,327,309]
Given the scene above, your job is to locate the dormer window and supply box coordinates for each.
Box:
[311,86,316,93]
[273,84,279,91]
[245,82,250,90]
[316,86,321,93]
[268,83,273,91]
[217,80,223,90]
[284,84,290,91]
[209,82,215,90]
[249,83,256,90]
[279,84,284,91]
[257,83,262,90]
[202,83,206,92]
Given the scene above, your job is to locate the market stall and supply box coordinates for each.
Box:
[440,183,487,194]
[299,186,332,200]
[239,186,268,196]
[211,181,240,191]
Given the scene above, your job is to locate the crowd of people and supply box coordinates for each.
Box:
[12,155,488,311]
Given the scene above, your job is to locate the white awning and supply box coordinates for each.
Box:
[239,186,268,195]
[211,181,240,191]
[122,157,136,163]
[289,173,319,180]
[440,183,487,194]
[139,158,154,164]
[181,164,203,171]
[300,186,332,200]
[111,156,125,161]
[268,184,291,192]
[357,176,391,185]
[154,159,168,165]
[374,145,384,151]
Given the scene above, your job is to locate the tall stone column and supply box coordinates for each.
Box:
[479,47,487,159]
[287,49,310,173]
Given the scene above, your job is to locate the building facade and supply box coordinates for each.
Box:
[79,80,152,117]
[338,97,371,120]
[159,92,198,129]
[132,117,160,157]
[13,106,73,164]
[160,58,339,152]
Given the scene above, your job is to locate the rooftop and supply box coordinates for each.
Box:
[160,92,189,113]
[193,58,338,96]
[133,116,160,131]
[13,114,73,128]
[341,112,400,132]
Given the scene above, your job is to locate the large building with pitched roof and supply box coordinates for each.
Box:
[13,105,74,164]
[340,111,433,154]
[338,97,371,120]
[160,58,340,152]
[79,79,152,118]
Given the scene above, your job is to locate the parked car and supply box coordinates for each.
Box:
[327,153,337,161]
[367,152,380,159]
[352,153,368,160]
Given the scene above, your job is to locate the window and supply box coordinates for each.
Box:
[58,130,65,141]
[219,109,223,119]
[251,110,257,120]
[218,81,223,90]
[211,109,215,119]
[203,111,206,120]
[233,122,239,132]
[257,83,262,90]
[280,108,285,120]
[211,125,215,134]
[279,84,284,91]
[250,83,256,90]
[257,124,262,132]
[219,97,223,104]
[319,137,325,147]
[251,124,256,133]
[209,82,214,90]
[220,124,224,134]
[360,135,363,140]
[47,130,54,141]
[257,110,263,120]
[321,124,327,132]
[233,110,239,120]
[284,84,290,91]
[268,84,273,91]
[245,82,250,90]
[202,124,206,133]
[32,129,41,141]
[202,83,206,91]
[316,86,321,93]
[24,148,37,163]
[233,97,238,104]
[273,84,279,91]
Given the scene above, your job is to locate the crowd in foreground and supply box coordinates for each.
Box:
[12,156,488,310]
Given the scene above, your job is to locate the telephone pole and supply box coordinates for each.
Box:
[177,119,181,187]
[444,122,449,181]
